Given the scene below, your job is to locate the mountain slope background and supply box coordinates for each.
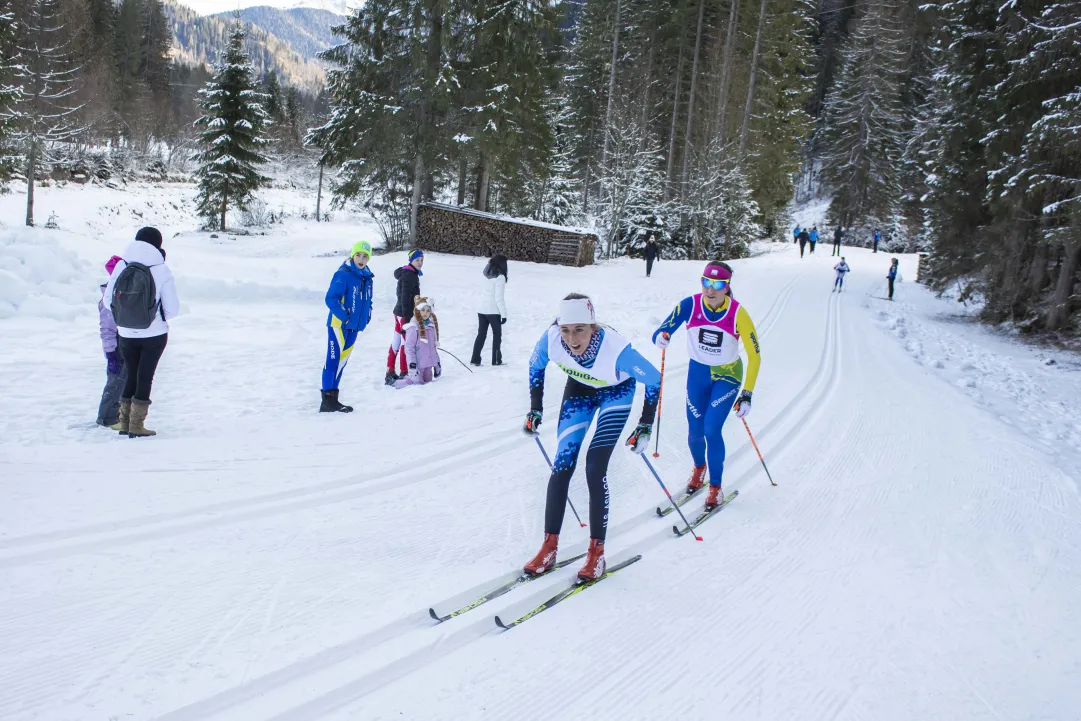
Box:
[165,1,344,91]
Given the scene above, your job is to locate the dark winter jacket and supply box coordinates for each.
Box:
[834,227,844,242]
[644,241,659,261]
[798,230,810,244]
[325,260,375,331]
[393,264,422,319]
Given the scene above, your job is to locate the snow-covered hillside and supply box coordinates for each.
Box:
[1,185,1080,720]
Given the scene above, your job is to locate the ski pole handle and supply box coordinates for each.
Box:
[742,418,777,487]
[534,436,587,528]
[642,456,703,541]
[652,348,666,458]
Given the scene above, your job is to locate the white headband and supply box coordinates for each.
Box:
[557,297,596,325]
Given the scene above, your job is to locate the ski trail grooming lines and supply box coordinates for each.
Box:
[533,435,587,528]
[642,456,703,541]
[494,555,643,629]
[742,419,777,486]
[673,490,738,536]
[429,552,587,622]
[652,348,666,458]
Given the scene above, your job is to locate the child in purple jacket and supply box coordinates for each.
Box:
[394,296,442,388]
[97,255,128,428]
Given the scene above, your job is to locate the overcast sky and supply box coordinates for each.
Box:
[177,0,353,15]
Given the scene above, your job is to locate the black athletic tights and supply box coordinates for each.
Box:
[543,378,635,541]
[119,334,168,401]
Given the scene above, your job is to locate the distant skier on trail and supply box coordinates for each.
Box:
[394,297,442,388]
[809,226,819,254]
[793,225,801,244]
[832,225,844,256]
[652,261,762,511]
[386,249,424,385]
[873,228,882,253]
[834,258,851,291]
[797,228,810,258]
[522,294,661,583]
[887,258,902,300]
[321,241,374,412]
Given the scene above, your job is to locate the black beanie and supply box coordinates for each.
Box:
[135,226,163,249]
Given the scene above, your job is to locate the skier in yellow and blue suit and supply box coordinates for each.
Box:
[321,241,374,413]
[652,261,762,510]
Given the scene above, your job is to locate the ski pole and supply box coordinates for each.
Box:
[439,348,474,373]
[641,456,703,541]
[652,348,666,458]
[533,436,587,528]
[742,418,777,487]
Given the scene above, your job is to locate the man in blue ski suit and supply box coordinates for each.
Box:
[321,241,375,412]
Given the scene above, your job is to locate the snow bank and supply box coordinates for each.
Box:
[0,228,100,321]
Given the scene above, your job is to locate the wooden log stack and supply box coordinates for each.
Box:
[416,202,597,267]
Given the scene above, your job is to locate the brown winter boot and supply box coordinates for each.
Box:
[576,539,606,583]
[523,533,559,577]
[704,484,723,511]
[117,398,132,435]
[127,399,156,438]
[686,464,707,495]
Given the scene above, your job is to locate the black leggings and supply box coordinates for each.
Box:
[646,257,655,276]
[470,313,502,364]
[544,378,634,541]
[119,334,168,401]
[799,238,806,257]
[888,277,895,299]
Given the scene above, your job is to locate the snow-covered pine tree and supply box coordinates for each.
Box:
[191,20,271,231]
[9,0,83,226]
[1008,1,1081,331]
[817,0,908,229]
[0,1,21,186]
[307,0,455,248]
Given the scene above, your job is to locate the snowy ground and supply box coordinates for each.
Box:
[2,185,1080,720]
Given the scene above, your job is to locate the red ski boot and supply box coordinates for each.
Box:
[704,484,723,511]
[577,539,606,583]
[523,533,559,577]
[686,464,707,495]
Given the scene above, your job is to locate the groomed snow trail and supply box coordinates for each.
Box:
[1,205,1080,720]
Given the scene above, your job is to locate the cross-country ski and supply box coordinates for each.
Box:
[494,555,644,630]
[428,552,587,622]
[673,491,739,537]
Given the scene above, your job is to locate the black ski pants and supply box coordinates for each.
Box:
[646,257,655,276]
[119,333,168,402]
[799,238,806,257]
[832,239,842,256]
[888,277,895,300]
[470,313,503,365]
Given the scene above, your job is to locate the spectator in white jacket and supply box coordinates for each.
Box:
[470,254,507,366]
[103,227,180,437]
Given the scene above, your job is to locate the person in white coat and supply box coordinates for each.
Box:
[470,254,507,366]
[103,227,180,437]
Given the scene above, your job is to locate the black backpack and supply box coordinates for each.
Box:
[110,262,161,329]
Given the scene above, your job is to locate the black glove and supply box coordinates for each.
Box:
[501,317,507,325]
[523,410,542,436]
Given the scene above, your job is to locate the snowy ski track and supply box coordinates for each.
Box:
[2,217,1080,721]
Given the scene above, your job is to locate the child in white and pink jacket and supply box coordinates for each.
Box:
[394,296,442,388]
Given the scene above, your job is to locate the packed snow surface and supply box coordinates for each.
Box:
[1,184,1080,720]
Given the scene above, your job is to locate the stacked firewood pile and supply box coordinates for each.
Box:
[416,202,596,267]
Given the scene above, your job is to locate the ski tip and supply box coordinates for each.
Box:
[672,525,682,536]
[428,608,444,622]
[494,616,508,630]
[655,507,664,517]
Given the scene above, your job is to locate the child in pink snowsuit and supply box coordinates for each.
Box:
[394,296,442,388]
